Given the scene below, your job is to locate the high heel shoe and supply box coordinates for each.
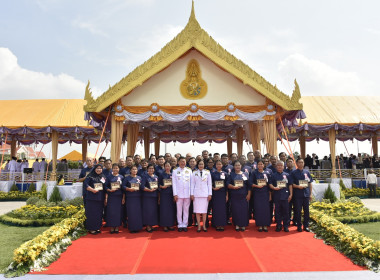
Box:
[197,227,201,233]
[203,227,208,232]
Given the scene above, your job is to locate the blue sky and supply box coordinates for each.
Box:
[0,0,379,157]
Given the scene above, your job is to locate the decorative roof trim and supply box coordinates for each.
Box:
[84,1,303,112]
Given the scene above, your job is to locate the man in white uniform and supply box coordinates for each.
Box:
[8,156,17,180]
[39,158,47,179]
[172,156,193,232]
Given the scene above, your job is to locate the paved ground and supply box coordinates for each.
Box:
[0,201,26,215]
[362,199,380,212]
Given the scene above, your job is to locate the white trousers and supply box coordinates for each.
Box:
[176,198,190,228]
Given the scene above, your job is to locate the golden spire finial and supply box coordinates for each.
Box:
[190,0,195,19]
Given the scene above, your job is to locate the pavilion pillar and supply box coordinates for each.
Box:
[372,135,378,156]
[236,127,244,156]
[248,122,261,151]
[111,114,124,163]
[328,128,337,178]
[154,138,160,157]
[263,118,277,156]
[10,138,17,158]
[81,138,87,163]
[127,123,140,157]
[227,136,232,156]
[143,127,150,159]
[51,131,58,181]
[299,135,306,159]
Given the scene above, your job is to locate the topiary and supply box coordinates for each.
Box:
[27,183,36,193]
[323,184,337,203]
[10,183,18,192]
[40,183,48,200]
[347,196,362,204]
[48,186,62,203]
[68,197,84,207]
[35,199,48,207]
[26,196,40,205]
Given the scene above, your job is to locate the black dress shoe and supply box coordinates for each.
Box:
[197,228,201,233]
[258,227,263,232]
[163,227,169,232]
[178,228,183,232]
[284,227,289,232]
[303,227,310,232]
[203,228,208,232]
[263,227,268,232]
[227,221,232,225]
[168,227,175,231]
[183,228,188,232]
[275,227,281,232]
[240,227,245,232]
[297,227,303,232]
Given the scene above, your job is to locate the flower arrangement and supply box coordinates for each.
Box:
[311,200,375,217]
[343,187,380,198]
[3,209,86,278]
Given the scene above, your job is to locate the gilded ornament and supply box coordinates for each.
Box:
[180,59,207,100]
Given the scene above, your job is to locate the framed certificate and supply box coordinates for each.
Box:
[163,179,172,186]
[130,183,140,191]
[149,181,158,190]
[215,180,224,189]
[299,180,308,188]
[111,182,120,190]
[277,181,286,189]
[93,183,103,191]
[234,180,244,188]
[257,179,267,187]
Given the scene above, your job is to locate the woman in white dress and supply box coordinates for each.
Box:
[191,160,212,232]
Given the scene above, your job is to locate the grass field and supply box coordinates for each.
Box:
[0,223,49,271]
[350,222,380,241]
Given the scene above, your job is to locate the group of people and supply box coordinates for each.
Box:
[307,153,380,170]
[81,150,313,235]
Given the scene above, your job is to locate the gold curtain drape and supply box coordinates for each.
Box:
[263,119,277,156]
[328,128,337,178]
[111,115,124,163]
[51,131,58,181]
[10,139,16,158]
[248,122,261,152]
[144,128,150,159]
[127,123,140,157]
[81,138,87,163]
[372,135,378,156]
[236,127,244,156]
[299,135,306,159]
[227,137,232,156]
[154,138,160,156]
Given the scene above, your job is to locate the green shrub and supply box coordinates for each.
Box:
[10,183,19,192]
[40,183,48,200]
[27,183,36,193]
[323,184,337,203]
[339,178,347,191]
[35,199,48,207]
[58,201,70,207]
[48,186,62,203]
[26,196,40,205]
[347,196,362,204]
[321,198,331,204]
[67,197,83,207]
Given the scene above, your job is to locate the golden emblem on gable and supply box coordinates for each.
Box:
[180,59,207,100]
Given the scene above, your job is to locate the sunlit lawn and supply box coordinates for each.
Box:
[350,222,380,241]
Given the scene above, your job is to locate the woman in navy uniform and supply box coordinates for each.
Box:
[211,160,228,231]
[227,161,251,231]
[269,161,293,232]
[191,159,212,232]
[84,164,106,234]
[104,163,124,234]
[158,161,176,232]
[122,165,143,233]
[142,164,159,233]
[250,160,271,232]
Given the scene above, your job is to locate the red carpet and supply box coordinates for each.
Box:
[34,223,364,274]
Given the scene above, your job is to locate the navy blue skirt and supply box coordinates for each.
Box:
[126,196,143,231]
[159,193,176,227]
[105,194,123,227]
[253,190,271,227]
[85,200,104,231]
[142,196,158,226]
[212,190,227,226]
[231,193,249,227]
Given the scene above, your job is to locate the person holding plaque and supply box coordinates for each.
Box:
[269,161,293,232]
[291,158,313,232]
[84,164,106,235]
[142,164,159,233]
[104,163,124,234]
[191,160,212,232]
[250,160,271,232]
[122,165,143,233]
[227,161,251,231]
[211,160,228,231]
[158,161,176,232]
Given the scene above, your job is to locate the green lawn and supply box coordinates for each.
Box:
[350,222,380,241]
[0,223,49,271]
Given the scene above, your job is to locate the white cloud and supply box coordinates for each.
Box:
[277,53,376,96]
[0,47,95,99]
